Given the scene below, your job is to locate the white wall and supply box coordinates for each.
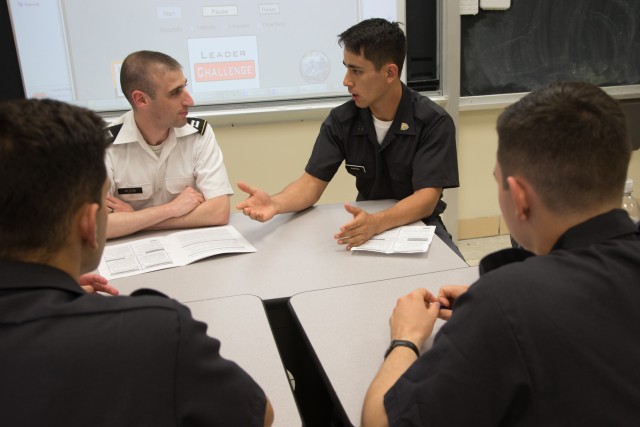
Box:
[213,118,355,211]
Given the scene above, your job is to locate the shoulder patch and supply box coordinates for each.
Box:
[187,117,209,135]
[105,123,123,142]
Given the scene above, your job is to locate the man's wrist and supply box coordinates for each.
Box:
[370,212,385,235]
[272,198,281,216]
[384,339,420,359]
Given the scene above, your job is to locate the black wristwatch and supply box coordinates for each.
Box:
[384,339,420,359]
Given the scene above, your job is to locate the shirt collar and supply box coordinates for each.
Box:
[174,121,199,138]
[0,259,84,295]
[111,110,139,145]
[353,83,416,140]
[389,82,416,137]
[111,110,197,145]
[478,209,639,275]
[551,208,638,250]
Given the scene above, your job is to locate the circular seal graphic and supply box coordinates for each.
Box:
[299,50,331,84]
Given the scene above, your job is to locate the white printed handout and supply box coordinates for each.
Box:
[98,226,256,279]
[350,225,435,254]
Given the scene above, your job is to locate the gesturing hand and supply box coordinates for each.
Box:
[236,181,278,222]
[334,204,378,250]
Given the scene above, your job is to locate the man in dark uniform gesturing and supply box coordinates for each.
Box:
[237,18,460,255]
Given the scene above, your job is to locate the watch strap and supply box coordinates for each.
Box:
[384,339,420,359]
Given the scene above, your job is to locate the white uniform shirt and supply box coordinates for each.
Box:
[106,111,233,211]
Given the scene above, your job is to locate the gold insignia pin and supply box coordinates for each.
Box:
[400,123,409,131]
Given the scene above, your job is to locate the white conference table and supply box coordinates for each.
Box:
[110,200,468,302]
[288,265,480,427]
[185,294,301,427]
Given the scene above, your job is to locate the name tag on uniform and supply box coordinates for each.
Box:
[346,164,366,174]
[118,187,143,194]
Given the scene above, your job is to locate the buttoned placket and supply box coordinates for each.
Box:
[153,131,178,200]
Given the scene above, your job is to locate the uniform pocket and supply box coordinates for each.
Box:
[165,176,194,195]
[345,162,374,178]
[387,162,412,181]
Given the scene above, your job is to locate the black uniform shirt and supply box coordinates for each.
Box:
[385,209,640,426]
[305,83,459,220]
[0,260,266,427]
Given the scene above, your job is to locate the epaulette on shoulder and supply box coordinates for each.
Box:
[187,117,209,135]
[105,123,123,142]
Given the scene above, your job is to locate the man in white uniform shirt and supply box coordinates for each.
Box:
[105,50,232,239]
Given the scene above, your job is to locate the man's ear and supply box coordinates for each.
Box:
[131,90,149,109]
[78,203,100,250]
[506,176,531,221]
[385,63,399,81]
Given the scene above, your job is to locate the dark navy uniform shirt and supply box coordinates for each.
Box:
[0,261,266,427]
[385,209,640,426]
[305,83,459,221]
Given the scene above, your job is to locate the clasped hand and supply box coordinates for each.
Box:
[389,285,469,349]
[167,186,205,217]
[105,194,133,214]
[78,273,119,296]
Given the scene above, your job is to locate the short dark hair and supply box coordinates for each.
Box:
[120,51,183,105]
[497,81,631,213]
[0,99,111,260]
[338,18,406,75]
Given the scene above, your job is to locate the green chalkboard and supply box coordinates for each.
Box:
[461,0,640,96]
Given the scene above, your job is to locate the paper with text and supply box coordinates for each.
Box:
[350,225,435,254]
[98,226,256,279]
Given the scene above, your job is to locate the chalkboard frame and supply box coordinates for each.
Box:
[460,0,640,107]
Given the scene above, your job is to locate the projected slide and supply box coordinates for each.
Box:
[7,0,397,113]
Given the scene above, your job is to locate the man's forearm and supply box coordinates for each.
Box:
[149,195,230,230]
[106,204,176,239]
[106,195,230,239]
[271,173,328,215]
[371,187,442,235]
[361,346,418,427]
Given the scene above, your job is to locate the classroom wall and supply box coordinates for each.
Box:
[456,108,640,239]
[213,118,355,211]
[213,107,640,241]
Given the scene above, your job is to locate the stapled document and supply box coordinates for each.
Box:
[350,225,435,254]
[98,225,256,279]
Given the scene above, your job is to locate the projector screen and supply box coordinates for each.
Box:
[6,0,402,114]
